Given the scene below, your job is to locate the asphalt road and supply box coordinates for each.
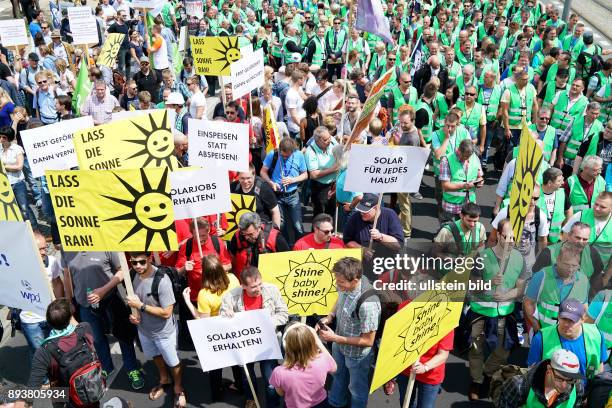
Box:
[0,160,528,408]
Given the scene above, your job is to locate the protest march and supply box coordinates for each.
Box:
[0,0,612,407]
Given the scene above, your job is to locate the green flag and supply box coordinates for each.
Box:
[72,57,92,115]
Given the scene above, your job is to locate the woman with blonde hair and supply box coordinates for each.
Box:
[0,88,15,127]
[182,254,240,401]
[55,58,76,94]
[270,323,336,408]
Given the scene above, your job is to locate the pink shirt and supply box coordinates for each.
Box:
[269,352,335,408]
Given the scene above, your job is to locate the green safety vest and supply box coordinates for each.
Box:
[502,159,550,208]
[478,85,501,122]
[444,220,482,256]
[255,37,269,64]
[447,61,462,81]
[431,130,470,176]
[523,378,576,408]
[347,37,365,59]
[368,53,386,79]
[537,188,565,243]
[564,118,604,160]
[456,74,478,97]
[541,323,603,379]
[443,152,480,205]
[541,82,564,110]
[592,290,612,348]
[456,100,484,140]
[580,209,612,267]
[309,36,325,67]
[470,247,523,317]
[507,84,536,127]
[535,266,589,328]
[434,93,449,129]
[390,86,418,123]
[594,71,611,123]
[549,242,595,279]
[325,28,347,54]
[415,100,434,143]
[546,63,576,89]
[567,174,605,213]
[528,124,556,162]
[281,36,298,65]
[551,92,588,132]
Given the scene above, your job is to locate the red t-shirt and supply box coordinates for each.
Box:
[175,236,233,301]
[399,300,454,385]
[293,233,346,250]
[159,219,192,267]
[243,290,263,310]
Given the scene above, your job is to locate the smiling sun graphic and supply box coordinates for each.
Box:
[101,168,175,251]
[0,162,22,221]
[213,37,241,73]
[124,111,176,169]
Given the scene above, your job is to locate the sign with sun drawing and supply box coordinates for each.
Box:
[222,194,256,241]
[98,33,126,68]
[0,161,23,222]
[47,168,177,251]
[72,110,178,172]
[190,36,241,76]
[258,249,362,316]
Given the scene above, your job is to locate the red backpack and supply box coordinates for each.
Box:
[44,325,106,407]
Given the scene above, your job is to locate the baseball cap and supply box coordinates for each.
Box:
[550,349,582,379]
[28,52,39,62]
[139,56,149,63]
[583,31,594,45]
[355,193,380,213]
[166,92,185,106]
[558,298,584,322]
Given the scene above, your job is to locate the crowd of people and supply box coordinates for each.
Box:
[1,0,612,407]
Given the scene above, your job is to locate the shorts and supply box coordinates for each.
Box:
[138,329,180,367]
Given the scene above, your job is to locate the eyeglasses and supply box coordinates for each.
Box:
[318,228,333,235]
[402,80,411,84]
[140,61,149,65]
[130,259,147,266]
[41,26,49,29]
[551,370,577,385]
[226,110,237,115]
[388,58,396,61]
[37,80,47,85]
[539,116,550,120]
[531,196,541,201]
[465,92,476,96]
[334,22,341,25]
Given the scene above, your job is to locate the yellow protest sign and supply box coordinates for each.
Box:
[98,33,126,67]
[190,37,241,75]
[222,193,256,240]
[369,270,469,393]
[72,110,178,171]
[47,168,177,251]
[509,123,543,240]
[0,161,23,221]
[259,249,362,316]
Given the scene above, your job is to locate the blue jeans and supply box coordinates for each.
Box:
[79,304,138,374]
[22,156,41,202]
[11,180,38,229]
[329,343,373,408]
[397,375,441,408]
[244,359,279,408]
[481,122,500,164]
[278,190,304,246]
[21,320,49,354]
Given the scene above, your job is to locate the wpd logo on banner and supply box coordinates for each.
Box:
[20,279,41,304]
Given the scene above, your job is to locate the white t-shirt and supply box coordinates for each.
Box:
[285,87,305,133]
[492,206,550,237]
[1,144,25,185]
[189,91,207,119]
[562,211,611,235]
[20,254,62,324]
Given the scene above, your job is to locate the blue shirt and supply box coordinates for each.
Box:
[336,169,361,204]
[33,88,66,124]
[525,267,589,304]
[29,21,41,37]
[262,150,307,193]
[343,207,404,246]
[527,326,608,381]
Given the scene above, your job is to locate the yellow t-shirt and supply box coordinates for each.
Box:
[197,273,240,316]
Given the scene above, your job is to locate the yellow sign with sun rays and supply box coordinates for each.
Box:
[190,37,241,75]
[98,33,126,67]
[509,123,543,241]
[222,193,256,241]
[47,168,177,251]
[0,161,23,222]
[369,269,469,394]
[259,249,362,316]
[72,110,178,172]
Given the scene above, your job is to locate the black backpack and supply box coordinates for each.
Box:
[44,325,105,407]
[351,280,401,342]
[577,45,603,77]
[130,265,187,305]
[184,235,221,259]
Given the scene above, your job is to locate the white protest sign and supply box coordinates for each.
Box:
[344,145,430,193]
[0,19,28,47]
[188,309,282,371]
[185,0,203,19]
[0,222,54,315]
[131,0,163,9]
[188,119,249,172]
[68,7,98,45]
[21,117,93,178]
[231,49,265,99]
[169,167,232,219]
[111,109,176,124]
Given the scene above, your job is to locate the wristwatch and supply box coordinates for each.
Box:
[140,304,146,313]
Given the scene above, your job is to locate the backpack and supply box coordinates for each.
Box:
[44,325,105,407]
[577,45,603,78]
[490,364,528,406]
[184,235,221,259]
[130,265,187,305]
[351,279,401,342]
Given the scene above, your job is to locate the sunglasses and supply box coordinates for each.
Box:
[226,111,237,115]
[130,259,147,266]
[37,80,47,85]
[140,61,149,65]
[539,116,550,120]
[465,92,476,96]
[318,228,333,234]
